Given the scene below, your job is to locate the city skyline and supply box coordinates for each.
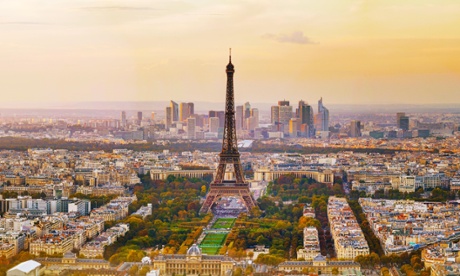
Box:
[1,0,460,107]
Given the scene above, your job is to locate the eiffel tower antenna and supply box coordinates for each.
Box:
[199,51,257,214]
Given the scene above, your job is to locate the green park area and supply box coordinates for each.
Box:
[212,218,236,229]
[199,233,228,255]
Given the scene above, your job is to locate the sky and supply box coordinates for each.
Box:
[1,0,460,107]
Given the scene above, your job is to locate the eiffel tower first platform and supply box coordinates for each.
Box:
[199,51,257,214]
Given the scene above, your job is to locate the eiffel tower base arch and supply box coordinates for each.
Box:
[199,183,257,214]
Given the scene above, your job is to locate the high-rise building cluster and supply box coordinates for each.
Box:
[113,106,453,142]
[271,98,329,138]
[112,100,262,141]
[162,100,260,140]
[235,102,259,131]
[166,101,195,129]
[115,98,330,141]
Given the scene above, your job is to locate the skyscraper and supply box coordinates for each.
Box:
[191,114,204,127]
[396,112,406,128]
[350,120,361,137]
[209,111,225,129]
[278,100,290,106]
[209,117,220,133]
[289,118,299,137]
[278,101,293,134]
[400,116,410,131]
[165,107,172,130]
[121,111,127,128]
[217,111,225,128]
[180,102,194,121]
[316,97,329,132]
[170,101,179,122]
[187,117,196,139]
[137,111,143,125]
[298,101,314,137]
[235,105,243,130]
[271,106,280,130]
[243,102,251,130]
[250,108,259,129]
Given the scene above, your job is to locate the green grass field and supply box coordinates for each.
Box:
[212,218,236,229]
[199,233,228,255]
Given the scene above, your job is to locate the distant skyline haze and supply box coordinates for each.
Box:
[1,0,459,107]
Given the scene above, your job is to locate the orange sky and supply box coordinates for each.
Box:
[1,0,459,106]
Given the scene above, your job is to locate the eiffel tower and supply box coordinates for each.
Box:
[199,50,257,214]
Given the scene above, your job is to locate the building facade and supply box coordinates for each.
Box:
[153,244,235,276]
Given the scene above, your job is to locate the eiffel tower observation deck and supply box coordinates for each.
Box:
[199,51,257,214]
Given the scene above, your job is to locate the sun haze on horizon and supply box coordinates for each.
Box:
[1,0,459,107]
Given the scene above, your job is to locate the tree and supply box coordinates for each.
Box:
[245,265,254,275]
[166,175,176,183]
[369,252,380,268]
[298,216,321,230]
[128,265,139,276]
[250,206,262,217]
[139,266,151,276]
[401,264,414,275]
[381,267,390,276]
[233,267,243,276]
[200,185,207,196]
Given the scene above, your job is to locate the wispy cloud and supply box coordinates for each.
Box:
[262,31,317,45]
[0,21,51,25]
[82,6,162,12]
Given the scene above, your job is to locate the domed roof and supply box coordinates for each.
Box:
[187,244,202,256]
[141,256,151,264]
[313,254,326,262]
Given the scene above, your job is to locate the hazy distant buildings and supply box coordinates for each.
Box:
[396,112,405,128]
[209,117,220,133]
[180,102,194,122]
[170,101,179,122]
[137,111,143,126]
[165,107,172,130]
[187,117,196,139]
[209,111,225,128]
[271,99,323,137]
[298,100,315,137]
[396,112,410,131]
[400,116,410,131]
[277,100,293,134]
[271,106,280,128]
[243,102,251,130]
[246,108,259,131]
[289,118,299,137]
[236,105,243,130]
[120,111,127,128]
[350,120,361,138]
[315,97,329,132]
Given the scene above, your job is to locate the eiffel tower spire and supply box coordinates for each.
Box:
[200,51,257,214]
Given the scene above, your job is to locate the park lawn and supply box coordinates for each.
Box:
[212,218,236,229]
[199,233,228,255]
[200,247,221,255]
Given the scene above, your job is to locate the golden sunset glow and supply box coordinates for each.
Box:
[1,0,459,106]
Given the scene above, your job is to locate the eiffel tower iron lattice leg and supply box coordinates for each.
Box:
[200,185,257,214]
[200,51,257,214]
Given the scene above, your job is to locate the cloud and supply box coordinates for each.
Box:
[262,31,317,45]
[82,6,161,12]
[0,21,50,25]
